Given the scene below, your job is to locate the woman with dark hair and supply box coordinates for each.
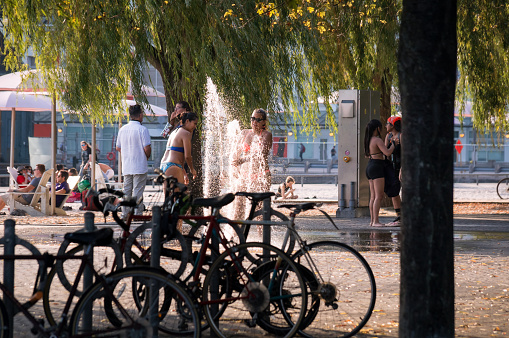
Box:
[79,141,92,177]
[160,112,198,184]
[161,101,192,138]
[364,119,394,227]
[385,116,402,226]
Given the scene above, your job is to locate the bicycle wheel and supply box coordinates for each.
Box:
[0,299,10,338]
[292,241,377,337]
[202,242,307,338]
[124,221,190,279]
[496,177,509,199]
[43,265,71,326]
[55,235,124,296]
[69,267,201,337]
[251,208,295,255]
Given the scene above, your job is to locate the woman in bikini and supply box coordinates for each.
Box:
[160,112,198,184]
[364,119,395,227]
[231,108,273,219]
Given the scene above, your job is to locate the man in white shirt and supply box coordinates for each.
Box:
[116,105,152,217]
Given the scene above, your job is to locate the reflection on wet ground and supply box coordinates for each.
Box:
[296,230,509,256]
[12,225,509,257]
[298,230,400,252]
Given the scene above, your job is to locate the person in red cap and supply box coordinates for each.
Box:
[385,116,402,226]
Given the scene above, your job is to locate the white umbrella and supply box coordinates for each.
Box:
[0,91,66,111]
[0,91,63,214]
[0,70,47,91]
[0,70,165,97]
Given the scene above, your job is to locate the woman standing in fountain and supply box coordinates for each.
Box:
[231,108,273,218]
[160,112,198,184]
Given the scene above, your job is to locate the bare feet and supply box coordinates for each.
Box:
[371,223,385,227]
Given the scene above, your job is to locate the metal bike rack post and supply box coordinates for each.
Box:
[3,219,15,338]
[83,212,95,331]
[262,198,271,264]
[150,206,161,337]
[339,184,346,211]
[210,208,220,337]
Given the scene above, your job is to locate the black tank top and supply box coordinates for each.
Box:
[388,133,401,170]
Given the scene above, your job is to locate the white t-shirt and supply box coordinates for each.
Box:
[116,121,151,175]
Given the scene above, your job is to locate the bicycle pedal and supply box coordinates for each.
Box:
[30,318,45,334]
[244,318,257,328]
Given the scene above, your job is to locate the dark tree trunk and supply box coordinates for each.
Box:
[398,0,457,337]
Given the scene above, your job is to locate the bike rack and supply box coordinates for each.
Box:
[150,206,161,338]
[3,219,16,338]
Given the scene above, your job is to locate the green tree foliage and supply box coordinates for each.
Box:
[457,0,509,134]
[1,0,331,130]
[2,0,508,133]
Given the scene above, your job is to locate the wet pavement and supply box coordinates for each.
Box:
[0,183,508,337]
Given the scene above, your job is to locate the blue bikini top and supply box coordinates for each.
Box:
[166,125,184,152]
[167,146,184,153]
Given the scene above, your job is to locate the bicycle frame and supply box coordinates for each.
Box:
[0,245,140,337]
[180,210,302,305]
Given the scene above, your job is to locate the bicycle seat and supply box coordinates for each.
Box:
[64,228,114,246]
[192,193,235,208]
[277,202,316,212]
[235,192,275,201]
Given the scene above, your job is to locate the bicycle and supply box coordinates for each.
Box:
[127,182,309,337]
[0,226,201,337]
[53,185,190,288]
[241,198,377,337]
[496,176,509,199]
[45,187,190,326]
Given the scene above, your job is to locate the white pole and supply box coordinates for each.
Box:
[50,95,57,215]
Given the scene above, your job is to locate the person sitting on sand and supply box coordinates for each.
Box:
[275,176,298,199]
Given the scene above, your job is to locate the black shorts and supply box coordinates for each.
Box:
[366,159,385,180]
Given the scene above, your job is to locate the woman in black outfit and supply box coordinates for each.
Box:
[385,117,402,226]
[364,119,394,227]
[79,141,92,178]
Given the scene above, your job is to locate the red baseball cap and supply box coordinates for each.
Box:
[387,116,402,125]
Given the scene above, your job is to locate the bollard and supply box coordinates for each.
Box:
[348,182,356,210]
[210,208,220,337]
[83,212,95,332]
[339,184,346,211]
[262,198,271,264]
[4,220,15,338]
[150,206,161,337]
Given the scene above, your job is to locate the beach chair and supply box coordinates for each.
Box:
[53,175,81,216]
[94,163,108,191]
[94,163,123,191]
[6,167,20,189]
[8,169,54,216]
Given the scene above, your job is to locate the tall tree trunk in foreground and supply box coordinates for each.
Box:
[398,1,457,337]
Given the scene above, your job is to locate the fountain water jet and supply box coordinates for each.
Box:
[202,78,272,219]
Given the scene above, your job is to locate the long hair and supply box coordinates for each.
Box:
[81,141,91,150]
[364,119,382,157]
[181,112,198,124]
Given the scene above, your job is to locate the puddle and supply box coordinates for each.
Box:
[296,230,509,254]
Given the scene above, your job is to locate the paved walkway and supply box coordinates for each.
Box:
[0,182,507,336]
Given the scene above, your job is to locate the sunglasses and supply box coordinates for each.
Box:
[251,117,265,123]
